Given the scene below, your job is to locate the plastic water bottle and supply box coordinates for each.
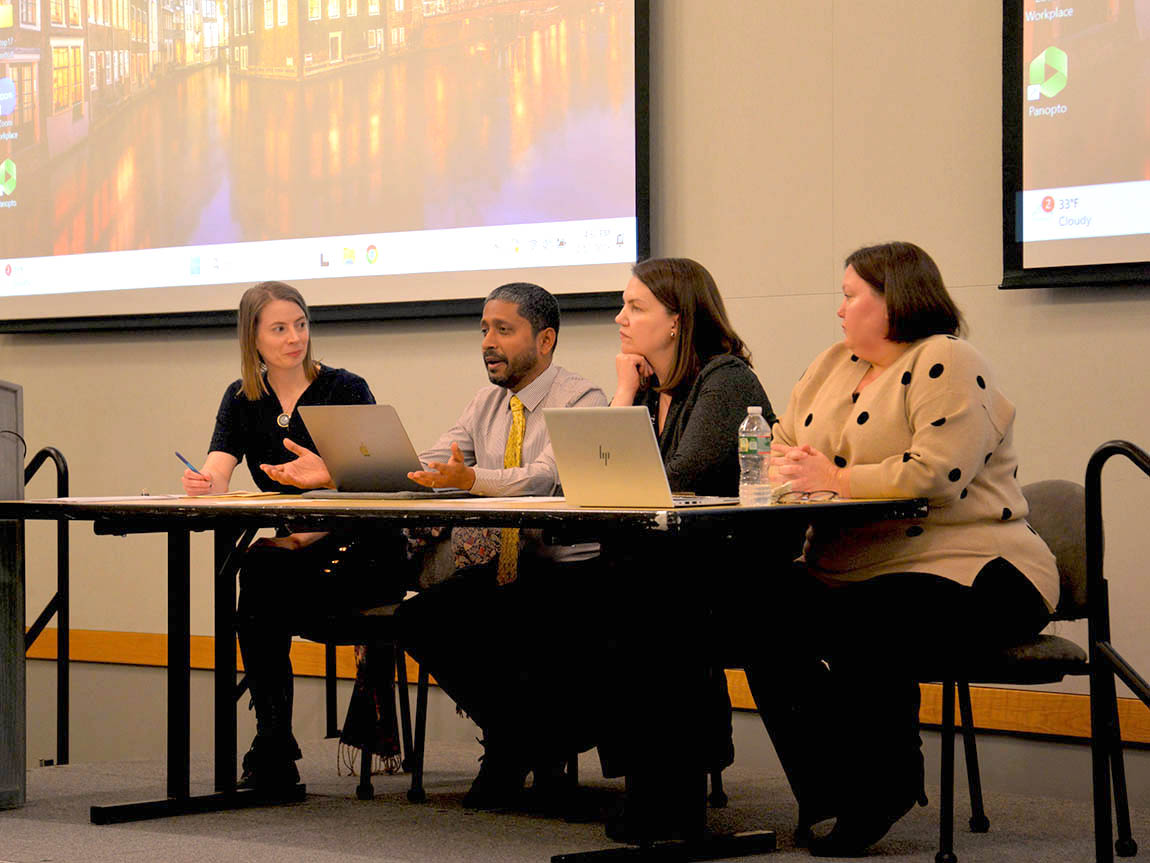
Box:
[738,406,772,506]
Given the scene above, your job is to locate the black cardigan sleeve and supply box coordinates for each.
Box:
[662,356,773,496]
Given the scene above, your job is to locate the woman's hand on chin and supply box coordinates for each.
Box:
[612,352,654,406]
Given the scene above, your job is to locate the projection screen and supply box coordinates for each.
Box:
[0,0,649,330]
[1002,0,1150,289]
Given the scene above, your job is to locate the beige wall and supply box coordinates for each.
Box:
[6,1,1150,695]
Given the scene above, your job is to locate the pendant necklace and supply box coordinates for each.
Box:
[277,412,290,428]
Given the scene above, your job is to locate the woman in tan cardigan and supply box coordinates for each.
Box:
[748,242,1057,857]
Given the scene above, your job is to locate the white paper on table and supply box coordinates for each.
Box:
[388,495,566,507]
[39,495,182,503]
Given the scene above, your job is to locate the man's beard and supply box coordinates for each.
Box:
[484,345,538,389]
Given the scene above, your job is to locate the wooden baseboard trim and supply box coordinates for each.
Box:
[26,628,1150,744]
[25,626,428,687]
[916,681,1150,745]
[724,669,1150,745]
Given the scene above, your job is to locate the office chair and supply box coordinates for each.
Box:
[931,469,1142,863]
[297,602,432,802]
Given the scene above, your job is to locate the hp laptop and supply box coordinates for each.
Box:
[297,404,467,498]
[543,406,740,508]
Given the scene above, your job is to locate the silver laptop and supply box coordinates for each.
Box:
[298,404,466,498]
[543,406,740,508]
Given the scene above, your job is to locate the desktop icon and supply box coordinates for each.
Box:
[0,158,15,196]
[190,256,200,275]
[1028,46,1068,100]
[320,252,330,267]
[343,247,355,264]
[366,244,378,264]
[0,5,12,27]
[0,78,15,117]
[4,264,11,277]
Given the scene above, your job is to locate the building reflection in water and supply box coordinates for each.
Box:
[14,0,635,261]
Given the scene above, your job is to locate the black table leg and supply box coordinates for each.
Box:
[551,765,774,863]
[168,529,191,798]
[551,831,777,863]
[214,528,238,794]
[550,537,777,862]
[90,528,303,825]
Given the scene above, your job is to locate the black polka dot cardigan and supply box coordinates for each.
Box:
[774,335,1058,610]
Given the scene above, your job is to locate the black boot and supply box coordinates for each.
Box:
[239,734,301,793]
[605,769,705,845]
[746,660,839,836]
[239,659,301,792]
[809,683,927,857]
[462,734,529,810]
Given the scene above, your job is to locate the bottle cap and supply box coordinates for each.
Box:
[747,406,762,415]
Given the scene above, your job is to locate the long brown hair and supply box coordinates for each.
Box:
[237,281,318,399]
[631,257,752,393]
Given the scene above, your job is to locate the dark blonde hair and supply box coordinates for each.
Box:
[237,281,318,399]
[844,242,966,342]
[631,257,752,394]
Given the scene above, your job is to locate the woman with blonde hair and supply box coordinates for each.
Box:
[182,281,403,790]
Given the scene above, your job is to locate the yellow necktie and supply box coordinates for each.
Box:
[497,395,525,585]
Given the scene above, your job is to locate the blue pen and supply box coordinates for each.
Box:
[175,451,207,479]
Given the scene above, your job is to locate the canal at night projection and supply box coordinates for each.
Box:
[3,0,635,275]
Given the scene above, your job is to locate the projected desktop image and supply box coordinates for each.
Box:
[0,0,641,321]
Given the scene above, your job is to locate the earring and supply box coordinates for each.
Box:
[259,361,267,373]
[670,328,676,339]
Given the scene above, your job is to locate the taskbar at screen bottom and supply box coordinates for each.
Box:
[0,216,638,301]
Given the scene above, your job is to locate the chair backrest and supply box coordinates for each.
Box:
[1022,479,1087,619]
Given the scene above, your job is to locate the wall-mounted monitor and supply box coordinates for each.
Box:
[1001,0,1150,289]
[0,0,649,330]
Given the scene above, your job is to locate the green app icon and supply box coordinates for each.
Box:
[0,159,14,196]
[1029,46,1068,99]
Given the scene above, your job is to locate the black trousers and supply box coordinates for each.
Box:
[236,531,407,745]
[744,558,1051,821]
[397,536,756,797]
[594,536,737,781]
[397,556,608,766]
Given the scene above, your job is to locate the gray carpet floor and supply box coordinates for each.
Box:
[2,733,1144,863]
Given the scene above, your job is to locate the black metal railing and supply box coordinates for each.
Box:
[23,446,70,766]
[1086,438,1150,863]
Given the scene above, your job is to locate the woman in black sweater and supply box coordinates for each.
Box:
[601,257,775,838]
[611,257,774,492]
[182,282,404,791]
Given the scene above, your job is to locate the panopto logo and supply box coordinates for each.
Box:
[0,159,15,196]
[1028,47,1068,100]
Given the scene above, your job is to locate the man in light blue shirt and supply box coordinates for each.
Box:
[398,283,608,811]
[265,283,607,809]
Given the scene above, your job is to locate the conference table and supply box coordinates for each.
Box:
[1,492,927,859]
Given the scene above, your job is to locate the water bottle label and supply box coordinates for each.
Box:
[739,435,769,454]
